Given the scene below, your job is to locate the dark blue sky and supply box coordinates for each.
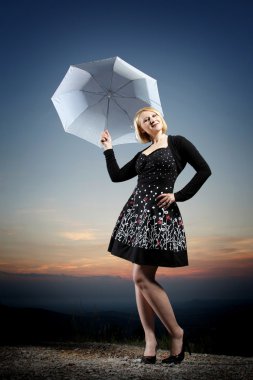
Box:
[0,0,253,306]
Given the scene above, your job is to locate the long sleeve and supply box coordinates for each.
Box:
[103,148,140,182]
[173,136,212,202]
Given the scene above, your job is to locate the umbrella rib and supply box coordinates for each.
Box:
[89,72,109,93]
[113,94,137,98]
[113,80,161,107]
[67,94,108,128]
[81,94,108,114]
[114,79,133,93]
[82,90,106,95]
[110,98,133,125]
[113,93,162,107]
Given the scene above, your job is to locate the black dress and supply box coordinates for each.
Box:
[103,135,211,267]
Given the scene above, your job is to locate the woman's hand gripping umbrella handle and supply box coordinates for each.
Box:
[100,129,113,150]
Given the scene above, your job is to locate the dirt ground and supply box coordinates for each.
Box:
[0,342,253,380]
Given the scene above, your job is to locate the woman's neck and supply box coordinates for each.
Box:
[150,132,166,145]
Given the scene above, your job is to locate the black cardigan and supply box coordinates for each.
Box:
[103,135,211,202]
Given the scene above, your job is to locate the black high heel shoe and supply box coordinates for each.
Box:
[161,333,191,366]
[141,355,156,364]
[141,343,158,364]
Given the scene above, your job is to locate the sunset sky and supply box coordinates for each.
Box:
[1,0,253,308]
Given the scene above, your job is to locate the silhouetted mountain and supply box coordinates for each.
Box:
[0,305,141,345]
[175,299,253,356]
[1,299,253,356]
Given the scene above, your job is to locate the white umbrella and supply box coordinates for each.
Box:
[51,56,163,147]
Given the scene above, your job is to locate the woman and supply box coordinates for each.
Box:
[100,107,211,365]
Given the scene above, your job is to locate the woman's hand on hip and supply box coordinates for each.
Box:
[100,129,112,150]
[156,193,175,209]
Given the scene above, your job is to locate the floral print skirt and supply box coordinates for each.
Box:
[108,182,188,267]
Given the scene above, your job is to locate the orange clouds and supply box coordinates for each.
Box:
[1,234,252,280]
[170,234,253,279]
[60,230,97,241]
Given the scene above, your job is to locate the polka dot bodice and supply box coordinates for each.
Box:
[136,147,178,189]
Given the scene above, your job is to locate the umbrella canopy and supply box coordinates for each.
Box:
[51,56,163,147]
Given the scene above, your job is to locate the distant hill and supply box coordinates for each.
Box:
[1,299,253,356]
[0,305,141,345]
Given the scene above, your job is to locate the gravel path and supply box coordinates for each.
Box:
[0,342,253,380]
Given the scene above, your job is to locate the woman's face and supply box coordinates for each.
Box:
[139,110,163,136]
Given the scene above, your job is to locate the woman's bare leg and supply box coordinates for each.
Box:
[133,263,184,356]
[135,284,157,356]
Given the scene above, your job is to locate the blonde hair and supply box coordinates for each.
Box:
[134,107,168,143]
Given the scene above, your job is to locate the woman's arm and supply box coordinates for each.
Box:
[101,129,140,183]
[173,135,212,202]
[103,149,140,182]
